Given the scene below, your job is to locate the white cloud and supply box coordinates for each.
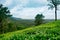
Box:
[10,6,55,19]
[1,0,60,19]
[34,0,47,3]
[4,0,12,6]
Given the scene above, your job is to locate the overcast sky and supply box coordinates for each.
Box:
[0,0,60,19]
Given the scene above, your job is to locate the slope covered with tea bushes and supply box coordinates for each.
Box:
[0,20,60,40]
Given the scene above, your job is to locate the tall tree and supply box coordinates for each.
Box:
[0,4,11,34]
[47,0,60,21]
[35,14,44,26]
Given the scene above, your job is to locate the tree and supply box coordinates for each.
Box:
[35,14,44,26]
[47,0,60,21]
[0,4,12,34]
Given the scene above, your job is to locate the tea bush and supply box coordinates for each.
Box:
[0,20,60,40]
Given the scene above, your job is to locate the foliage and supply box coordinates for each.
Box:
[0,20,60,40]
[0,4,12,34]
[35,14,44,26]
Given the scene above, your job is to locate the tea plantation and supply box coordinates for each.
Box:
[0,20,60,40]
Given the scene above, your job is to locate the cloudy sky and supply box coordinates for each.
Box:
[0,0,60,19]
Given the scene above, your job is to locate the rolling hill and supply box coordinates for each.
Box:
[0,20,60,40]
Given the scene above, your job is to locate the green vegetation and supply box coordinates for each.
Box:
[0,4,35,34]
[9,18,35,30]
[35,14,44,26]
[0,0,60,40]
[0,4,12,34]
[0,20,60,40]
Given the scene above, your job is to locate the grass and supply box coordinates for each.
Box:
[0,20,60,40]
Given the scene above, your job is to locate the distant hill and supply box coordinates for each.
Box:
[9,17,55,23]
[8,17,55,29]
[9,17,22,20]
[7,17,56,31]
[8,17,35,30]
[0,20,60,40]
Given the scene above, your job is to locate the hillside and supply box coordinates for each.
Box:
[8,17,35,30]
[0,20,60,40]
[9,17,35,27]
[8,17,54,30]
